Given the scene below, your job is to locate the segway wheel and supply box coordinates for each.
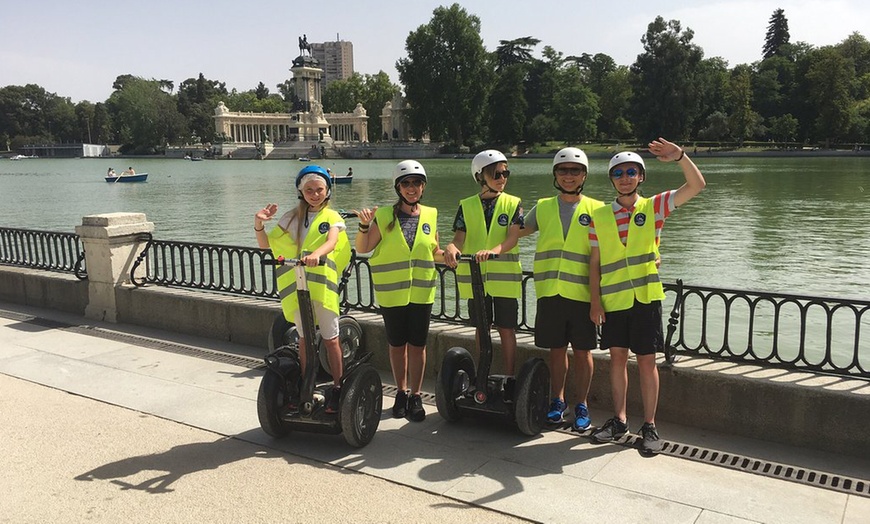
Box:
[435,347,475,422]
[514,358,549,436]
[268,313,298,352]
[257,370,295,438]
[319,315,365,377]
[340,364,383,448]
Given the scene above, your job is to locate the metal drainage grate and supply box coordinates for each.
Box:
[382,384,437,405]
[551,423,870,498]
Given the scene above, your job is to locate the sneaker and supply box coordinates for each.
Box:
[572,402,591,431]
[325,386,341,414]
[546,398,567,424]
[392,389,409,418]
[640,422,663,455]
[591,417,629,443]
[407,393,426,422]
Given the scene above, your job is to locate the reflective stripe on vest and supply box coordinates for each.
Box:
[455,193,522,299]
[533,195,603,301]
[267,207,348,320]
[369,205,438,307]
[593,197,665,312]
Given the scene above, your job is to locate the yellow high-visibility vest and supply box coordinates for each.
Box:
[456,193,522,299]
[369,205,438,307]
[593,197,665,312]
[533,195,604,302]
[268,207,350,320]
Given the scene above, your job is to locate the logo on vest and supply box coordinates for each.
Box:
[634,213,647,226]
[578,213,591,226]
[318,222,329,234]
[422,223,431,235]
[497,213,509,226]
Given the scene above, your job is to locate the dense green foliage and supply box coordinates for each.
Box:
[3,7,870,153]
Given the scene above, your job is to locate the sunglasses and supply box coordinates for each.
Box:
[610,168,640,179]
[555,167,585,176]
[489,170,510,180]
[399,178,424,188]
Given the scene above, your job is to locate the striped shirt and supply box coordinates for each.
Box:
[589,190,676,247]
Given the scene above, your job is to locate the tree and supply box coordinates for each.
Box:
[763,8,790,60]
[595,64,633,139]
[806,47,854,146]
[322,73,365,113]
[107,76,187,153]
[494,36,540,71]
[768,114,799,143]
[726,65,758,144]
[177,73,228,143]
[255,82,270,100]
[361,71,400,142]
[552,66,599,143]
[487,64,527,145]
[630,17,704,140]
[396,3,493,145]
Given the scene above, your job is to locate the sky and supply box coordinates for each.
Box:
[2,0,869,104]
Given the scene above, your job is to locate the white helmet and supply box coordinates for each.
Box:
[471,149,507,182]
[393,159,427,186]
[608,151,646,174]
[552,147,589,171]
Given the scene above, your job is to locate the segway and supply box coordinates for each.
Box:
[435,255,550,436]
[257,255,382,447]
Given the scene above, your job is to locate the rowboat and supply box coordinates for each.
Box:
[105,173,148,183]
[331,174,353,184]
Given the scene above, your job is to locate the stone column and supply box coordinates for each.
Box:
[75,212,154,322]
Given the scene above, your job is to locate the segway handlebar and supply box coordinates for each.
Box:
[262,255,328,266]
[456,253,500,261]
[339,210,358,219]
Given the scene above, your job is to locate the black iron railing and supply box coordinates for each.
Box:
[130,233,276,296]
[4,230,866,379]
[0,227,87,280]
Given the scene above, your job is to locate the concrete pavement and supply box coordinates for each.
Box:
[1,301,868,524]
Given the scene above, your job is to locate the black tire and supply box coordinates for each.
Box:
[340,364,383,448]
[435,346,475,422]
[514,358,549,436]
[268,313,298,352]
[257,370,294,438]
[319,315,365,377]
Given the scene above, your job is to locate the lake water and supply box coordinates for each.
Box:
[2,155,870,301]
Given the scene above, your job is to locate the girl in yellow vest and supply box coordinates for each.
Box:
[519,147,604,432]
[588,138,706,454]
[353,160,445,422]
[444,149,523,375]
[254,165,351,414]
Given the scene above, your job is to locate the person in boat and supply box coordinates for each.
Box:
[346,167,353,177]
[107,168,117,177]
[588,138,706,455]
[122,167,135,176]
[443,150,522,377]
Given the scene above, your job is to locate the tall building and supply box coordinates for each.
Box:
[309,38,354,87]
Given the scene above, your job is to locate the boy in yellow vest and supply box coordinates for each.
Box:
[589,138,706,454]
[520,148,604,431]
[444,150,523,375]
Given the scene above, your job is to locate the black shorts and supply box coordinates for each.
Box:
[381,303,433,347]
[534,296,597,350]
[600,300,663,355]
[467,296,518,329]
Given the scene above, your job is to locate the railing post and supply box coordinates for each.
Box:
[75,213,154,322]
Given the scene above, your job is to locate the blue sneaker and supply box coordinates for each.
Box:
[546,398,567,424]
[572,402,591,431]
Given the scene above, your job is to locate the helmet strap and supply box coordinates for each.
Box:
[395,187,421,210]
[553,177,583,195]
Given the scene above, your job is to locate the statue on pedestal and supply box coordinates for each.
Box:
[298,34,311,56]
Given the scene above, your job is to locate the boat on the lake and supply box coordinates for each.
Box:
[9,154,38,160]
[331,173,353,184]
[105,173,148,183]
